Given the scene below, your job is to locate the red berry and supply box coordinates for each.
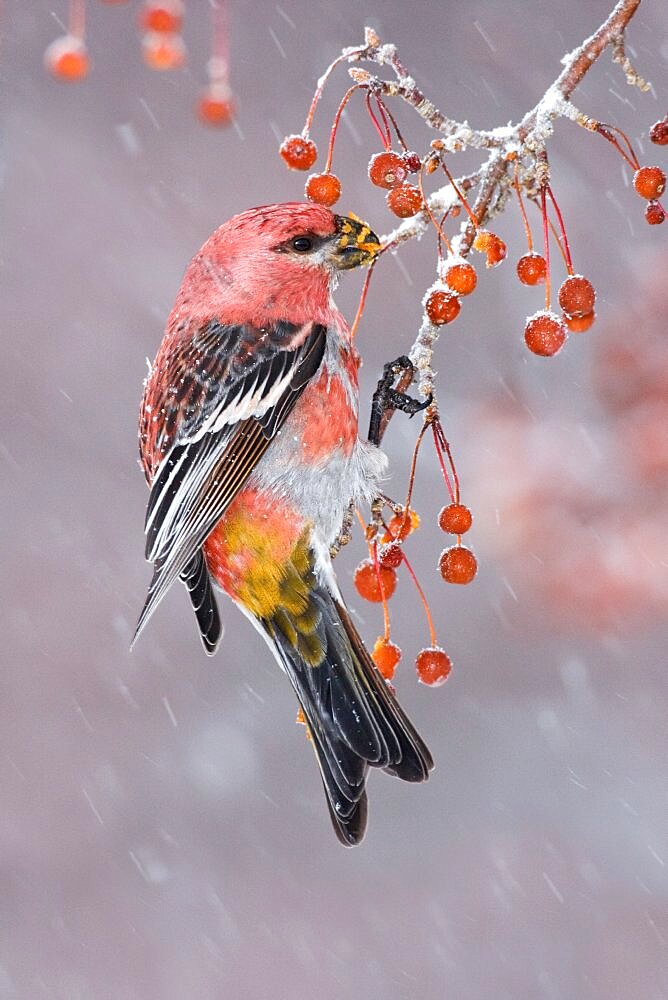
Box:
[524,311,567,357]
[558,275,596,318]
[564,311,595,333]
[633,166,666,200]
[402,152,422,173]
[140,1,184,33]
[371,637,402,680]
[368,151,408,189]
[383,509,420,543]
[516,253,546,286]
[44,36,90,80]
[197,87,235,126]
[425,289,461,325]
[473,230,507,268]
[438,503,472,535]
[649,119,668,146]
[378,542,403,569]
[439,545,478,584]
[142,32,186,70]
[305,172,341,206]
[279,135,317,171]
[354,560,397,603]
[645,201,666,225]
[386,184,422,218]
[445,262,477,296]
[416,647,452,687]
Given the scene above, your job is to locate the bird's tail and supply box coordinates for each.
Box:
[263,585,433,846]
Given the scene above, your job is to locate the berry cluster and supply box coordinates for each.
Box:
[278,25,664,367]
[279,83,426,218]
[44,1,236,128]
[276,14,664,695]
[594,122,666,226]
[349,416,476,688]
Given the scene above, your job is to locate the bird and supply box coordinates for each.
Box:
[134,202,433,845]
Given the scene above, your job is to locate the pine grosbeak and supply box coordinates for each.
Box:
[134,202,433,844]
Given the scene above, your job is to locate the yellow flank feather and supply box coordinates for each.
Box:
[228,523,325,666]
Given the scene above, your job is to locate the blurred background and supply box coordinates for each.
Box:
[2,2,667,998]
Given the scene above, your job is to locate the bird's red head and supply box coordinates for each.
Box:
[168,202,380,330]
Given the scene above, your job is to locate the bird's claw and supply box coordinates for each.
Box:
[368,355,431,446]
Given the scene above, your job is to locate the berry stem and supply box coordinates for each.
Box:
[403,419,431,517]
[513,162,534,253]
[540,184,552,311]
[372,540,392,641]
[440,157,479,228]
[595,122,640,170]
[350,257,378,339]
[366,92,394,149]
[432,419,460,503]
[211,0,230,80]
[418,162,454,255]
[69,0,85,39]
[399,549,437,649]
[546,214,571,271]
[324,84,362,173]
[376,98,409,152]
[545,184,574,274]
[303,46,366,135]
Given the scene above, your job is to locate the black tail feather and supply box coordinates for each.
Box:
[265,586,433,845]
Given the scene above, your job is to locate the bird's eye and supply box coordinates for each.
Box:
[291,236,313,253]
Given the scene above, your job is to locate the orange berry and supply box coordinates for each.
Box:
[368,151,407,189]
[197,87,235,126]
[516,253,546,286]
[416,647,452,686]
[564,311,595,333]
[524,311,567,357]
[140,2,183,33]
[279,135,317,171]
[142,32,186,70]
[378,542,403,568]
[386,184,422,217]
[649,119,668,146]
[558,275,596,318]
[384,509,420,542]
[44,36,90,81]
[371,637,402,680]
[633,166,666,200]
[445,262,477,296]
[305,172,341,206]
[439,545,478,584]
[425,289,461,325]
[473,230,507,268]
[645,201,666,225]
[353,560,397,603]
[438,503,472,535]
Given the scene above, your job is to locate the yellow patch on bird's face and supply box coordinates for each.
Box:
[339,213,380,257]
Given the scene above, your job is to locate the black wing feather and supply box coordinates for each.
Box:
[133,320,327,647]
[180,552,223,655]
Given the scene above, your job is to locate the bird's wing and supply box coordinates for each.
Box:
[133,318,327,645]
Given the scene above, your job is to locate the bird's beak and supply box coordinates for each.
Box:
[329,213,381,270]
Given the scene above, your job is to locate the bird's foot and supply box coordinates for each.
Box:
[368,355,432,447]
